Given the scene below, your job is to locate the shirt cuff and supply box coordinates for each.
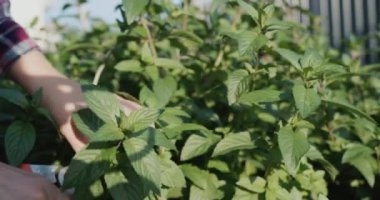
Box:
[0,18,38,74]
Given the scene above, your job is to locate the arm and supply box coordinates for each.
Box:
[8,50,142,152]
[9,50,87,152]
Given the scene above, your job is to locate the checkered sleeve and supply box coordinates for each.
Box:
[0,0,38,74]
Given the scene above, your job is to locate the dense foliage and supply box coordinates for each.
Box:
[1,0,380,199]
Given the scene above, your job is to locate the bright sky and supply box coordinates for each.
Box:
[46,0,121,24]
[12,0,201,28]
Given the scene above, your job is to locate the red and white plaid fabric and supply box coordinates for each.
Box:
[0,0,38,74]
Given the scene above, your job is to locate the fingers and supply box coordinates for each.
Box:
[117,95,142,115]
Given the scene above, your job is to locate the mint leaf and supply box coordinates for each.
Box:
[160,159,186,188]
[0,89,28,109]
[63,147,117,189]
[114,60,143,73]
[237,0,259,23]
[72,108,105,137]
[123,0,149,24]
[90,123,125,142]
[278,125,310,175]
[181,131,220,161]
[123,138,161,194]
[153,76,177,108]
[5,121,36,166]
[83,87,121,124]
[239,89,284,105]
[212,132,255,157]
[105,169,145,200]
[293,84,321,118]
[121,108,161,131]
[342,144,376,187]
[227,69,251,105]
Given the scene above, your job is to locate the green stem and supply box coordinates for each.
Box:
[141,18,157,58]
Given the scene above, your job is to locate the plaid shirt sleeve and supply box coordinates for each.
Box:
[0,0,38,74]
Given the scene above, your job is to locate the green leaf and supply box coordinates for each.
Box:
[158,108,189,126]
[164,123,208,134]
[317,194,329,200]
[123,138,161,194]
[212,132,255,157]
[131,127,177,150]
[300,49,323,69]
[121,108,161,131]
[170,30,203,44]
[207,160,230,173]
[321,98,377,124]
[236,176,266,193]
[155,58,185,69]
[0,89,28,109]
[227,31,268,56]
[31,88,43,107]
[139,86,159,108]
[181,164,223,200]
[346,158,376,187]
[293,84,321,118]
[5,121,36,166]
[313,64,347,77]
[278,125,310,175]
[72,108,105,137]
[342,144,376,187]
[232,188,259,200]
[238,89,284,105]
[237,0,259,23]
[105,170,145,200]
[63,147,117,189]
[83,87,121,124]
[265,19,294,31]
[342,144,374,162]
[90,123,125,142]
[114,60,143,73]
[73,180,105,199]
[181,132,220,161]
[306,146,338,180]
[36,107,55,126]
[181,164,224,199]
[169,30,203,49]
[164,123,210,139]
[227,69,251,105]
[190,184,224,200]
[160,159,186,188]
[275,48,302,71]
[180,164,208,189]
[153,76,177,108]
[141,42,154,64]
[123,0,150,24]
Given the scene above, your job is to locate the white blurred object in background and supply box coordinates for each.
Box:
[191,0,212,11]
[10,0,54,50]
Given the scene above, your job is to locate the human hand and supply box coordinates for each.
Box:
[0,162,69,200]
[9,50,141,152]
[60,94,141,152]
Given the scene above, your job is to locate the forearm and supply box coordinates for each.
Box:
[9,50,87,151]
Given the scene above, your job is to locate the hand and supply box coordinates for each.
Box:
[9,50,141,152]
[62,94,141,152]
[0,162,69,200]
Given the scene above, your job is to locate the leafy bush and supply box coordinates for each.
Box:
[1,0,380,199]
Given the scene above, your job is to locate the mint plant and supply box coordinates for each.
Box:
[1,0,379,199]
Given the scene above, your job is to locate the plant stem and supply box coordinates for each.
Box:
[182,0,189,30]
[141,17,158,58]
[93,64,105,85]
